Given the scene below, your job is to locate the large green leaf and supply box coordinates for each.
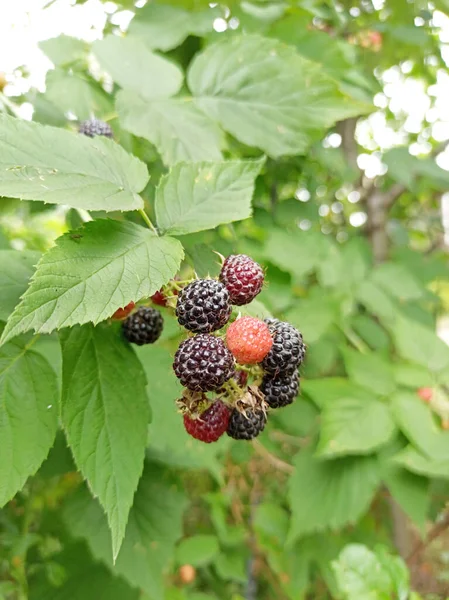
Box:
[342,348,395,396]
[393,315,449,373]
[39,35,88,66]
[0,115,148,211]
[302,377,373,409]
[128,3,218,51]
[93,36,183,101]
[287,449,380,543]
[155,159,264,235]
[0,250,40,321]
[64,462,187,599]
[45,69,112,120]
[188,35,369,158]
[392,392,449,460]
[0,221,183,344]
[317,397,396,458]
[0,336,58,506]
[393,445,449,480]
[60,324,149,560]
[116,91,223,165]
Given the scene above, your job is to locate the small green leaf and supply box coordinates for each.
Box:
[371,263,424,301]
[356,280,397,323]
[286,295,336,344]
[0,250,40,321]
[117,91,223,165]
[129,3,218,51]
[302,377,372,409]
[1,221,183,344]
[0,114,148,211]
[64,462,187,599]
[317,397,396,458]
[188,35,370,158]
[0,335,58,506]
[93,36,183,101]
[155,159,264,235]
[61,324,149,560]
[394,446,449,480]
[39,35,88,66]
[288,448,380,544]
[383,463,429,531]
[342,348,395,396]
[392,392,449,460]
[176,535,219,567]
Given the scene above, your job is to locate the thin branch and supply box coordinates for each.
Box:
[252,440,294,473]
[407,507,449,565]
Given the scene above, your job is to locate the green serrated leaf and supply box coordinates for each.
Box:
[0,250,40,321]
[393,446,449,480]
[288,448,380,544]
[1,221,183,344]
[116,91,223,165]
[64,462,187,599]
[39,35,88,66]
[342,348,395,396]
[188,34,370,158]
[393,314,449,373]
[128,3,218,51]
[155,159,264,235]
[0,335,58,506]
[0,115,148,211]
[317,397,396,458]
[392,392,449,460]
[93,36,183,101]
[45,69,112,120]
[60,324,149,560]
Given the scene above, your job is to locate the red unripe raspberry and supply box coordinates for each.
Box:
[151,290,168,307]
[219,254,264,306]
[183,400,231,443]
[111,301,135,320]
[226,316,273,365]
[417,387,433,402]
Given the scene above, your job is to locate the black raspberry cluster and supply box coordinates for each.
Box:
[173,255,306,443]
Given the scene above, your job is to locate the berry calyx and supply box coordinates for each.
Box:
[261,373,299,408]
[78,119,113,139]
[219,254,264,306]
[176,279,232,334]
[262,319,305,376]
[122,307,163,345]
[112,301,135,320]
[227,406,267,440]
[173,334,235,392]
[183,400,231,443]
[226,316,273,365]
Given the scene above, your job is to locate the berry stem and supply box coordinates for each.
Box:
[138,209,158,235]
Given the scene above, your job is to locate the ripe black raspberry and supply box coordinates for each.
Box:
[176,279,231,334]
[78,119,113,139]
[122,307,163,345]
[184,400,231,443]
[262,319,305,375]
[227,406,267,440]
[173,334,235,392]
[219,254,264,306]
[261,373,299,408]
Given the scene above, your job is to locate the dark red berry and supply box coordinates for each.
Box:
[227,406,267,440]
[176,279,231,334]
[78,119,113,138]
[226,316,273,364]
[184,400,231,443]
[219,254,264,306]
[262,319,305,376]
[173,334,235,392]
[151,290,168,306]
[261,373,299,408]
[123,307,163,345]
[112,301,135,320]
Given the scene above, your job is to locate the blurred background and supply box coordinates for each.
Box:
[1,1,449,599]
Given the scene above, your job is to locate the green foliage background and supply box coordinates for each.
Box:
[0,1,449,598]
